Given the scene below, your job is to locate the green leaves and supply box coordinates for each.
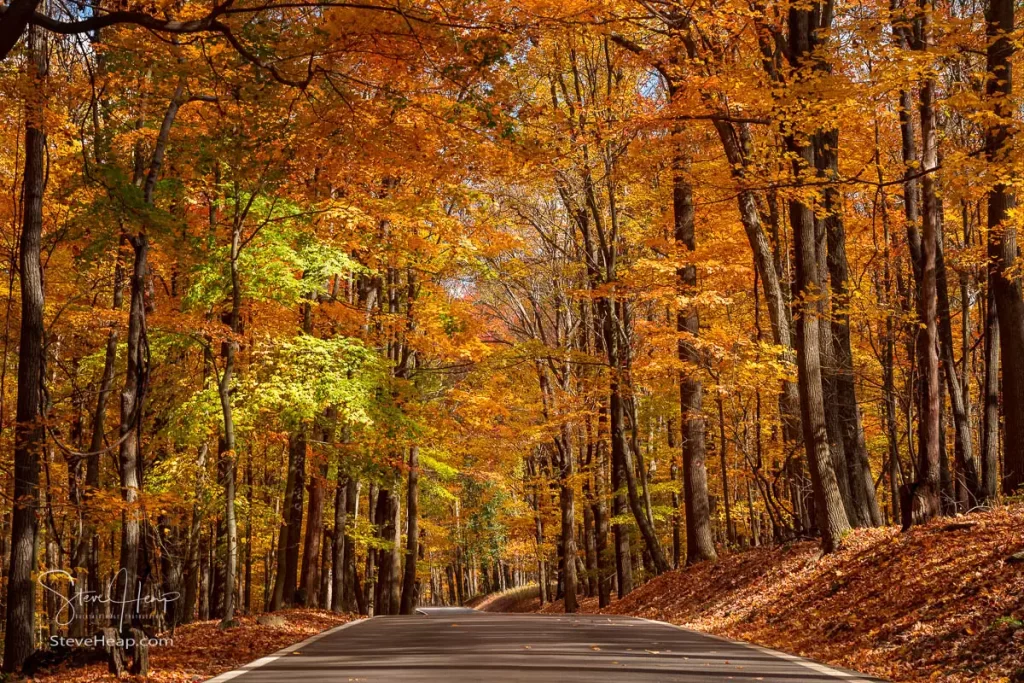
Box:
[242,334,381,432]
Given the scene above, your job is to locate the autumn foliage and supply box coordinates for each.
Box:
[0,0,1021,679]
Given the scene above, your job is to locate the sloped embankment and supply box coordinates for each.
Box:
[496,506,1024,682]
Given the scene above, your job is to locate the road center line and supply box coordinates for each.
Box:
[636,617,882,683]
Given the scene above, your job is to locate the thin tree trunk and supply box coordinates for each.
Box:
[717,396,735,543]
[935,231,981,505]
[181,444,209,623]
[343,479,359,612]
[400,446,420,614]
[558,430,578,613]
[284,431,306,604]
[331,471,348,613]
[218,225,241,626]
[364,483,377,614]
[982,287,1000,502]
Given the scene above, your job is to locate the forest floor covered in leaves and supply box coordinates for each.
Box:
[511,505,1024,682]
[28,608,353,682]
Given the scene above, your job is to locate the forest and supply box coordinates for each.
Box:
[0,0,1021,677]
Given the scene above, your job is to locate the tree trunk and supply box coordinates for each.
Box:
[910,56,944,526]
[400,446,420,614]
[711,121,802,443]
[300,457,326,607]
[115,231,149,635]
[218,232,241,626]
[717,396,736,543]
[343,479,359,612]
[558,431,579,613]
[594,403,612,605]
[375,489,401,615]
[364,483,377,614]
[271,432,303,610]
[982,286,1000,502]
[668,421,681,568]
[604,300,671,573]
[284,431,306,604]
[935,233,981,505]
[530,458,548,605]
[785,6,852,552]
[674,162,717,564]
[985,0,1024,496]
[3,23,46,671]
[331,471,348,613]
[816,129,882,527]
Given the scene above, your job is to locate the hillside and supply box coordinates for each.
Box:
[491,506,1024,682]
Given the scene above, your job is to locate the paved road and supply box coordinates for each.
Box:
[209,607,883,682]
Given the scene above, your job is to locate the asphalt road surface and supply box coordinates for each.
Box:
[208,607,883,682]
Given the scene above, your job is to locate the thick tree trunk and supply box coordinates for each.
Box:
[319,526,331,609]
[910,63,944,525]
[375,489,401,615]
[271,432,303,610]
[300,457,326,607]
[786,6,853,552]
[816,129,882,527]
[115,231,148,638]
[674,162,717,564]
[3,24,47,671]
[400,446,420,614]
[985,0,1024,496]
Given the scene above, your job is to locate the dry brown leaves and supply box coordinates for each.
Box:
[536,505,1024,682]
[26,608,354,683]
